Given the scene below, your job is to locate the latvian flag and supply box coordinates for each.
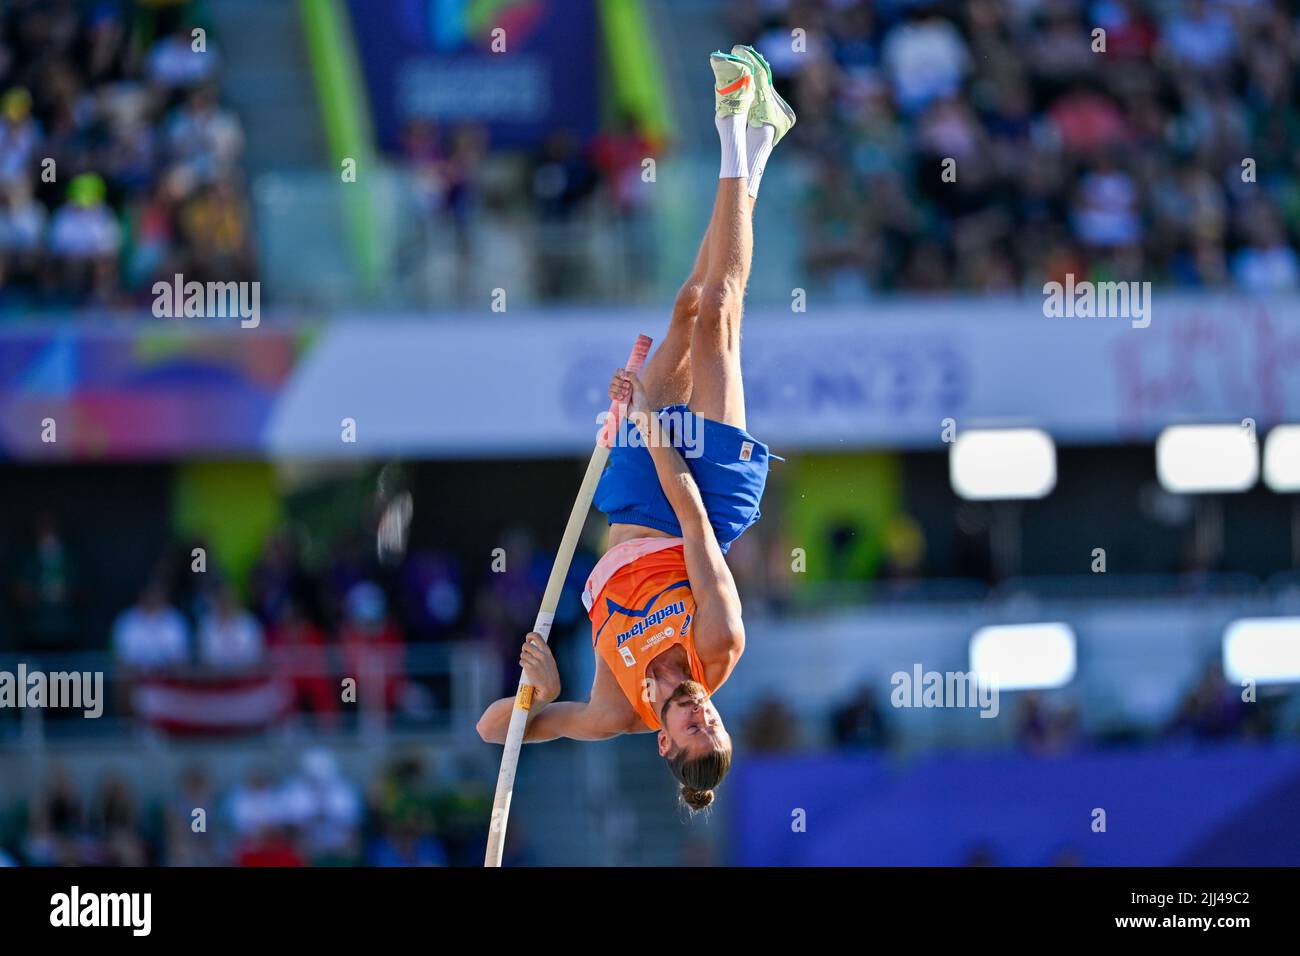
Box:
[132,672,291,735]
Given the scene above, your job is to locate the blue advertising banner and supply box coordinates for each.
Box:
[346,0,601,151]
[730,746,1300,866]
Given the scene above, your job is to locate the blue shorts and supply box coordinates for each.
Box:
[593,404,776,553]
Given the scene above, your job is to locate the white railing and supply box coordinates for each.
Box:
[251,160,805,311]
[0,642,499,751]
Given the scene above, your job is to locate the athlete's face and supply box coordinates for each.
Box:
[657,681,729,757]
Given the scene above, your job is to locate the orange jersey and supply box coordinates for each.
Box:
[586,541,709,731]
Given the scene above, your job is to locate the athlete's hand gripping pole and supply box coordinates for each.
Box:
[484,333,653,867]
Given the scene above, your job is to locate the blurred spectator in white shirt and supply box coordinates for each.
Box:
[280,749,363,864]
[1232,213,1299,292]
[226,766,306,866]
[0,179,47,253]
[48,172,121,259]
[226,766,289,837]
[112,581,190,671]
[881,14,968,115]
[147,23,220,91]
[165,85,244,184]
[1162,0,1236,74]
[197,583,265,669]
[1072,165,1142,249]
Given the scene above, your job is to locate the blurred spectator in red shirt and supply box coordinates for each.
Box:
[339,581,407,713]
[280,749,362,865]
[589,114,657,216]
[267,598,338,728]
[227,766,306,867]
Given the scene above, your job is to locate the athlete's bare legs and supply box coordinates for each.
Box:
[639,48,791,431]
[640,194,759,411]
[688,175,752,430]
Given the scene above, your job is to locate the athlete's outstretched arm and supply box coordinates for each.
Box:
[477,699,621,743]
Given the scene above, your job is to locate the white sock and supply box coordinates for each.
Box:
[745,122,776,198]
[716,113,748,179]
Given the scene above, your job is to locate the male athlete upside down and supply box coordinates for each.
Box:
[478,46,794,812]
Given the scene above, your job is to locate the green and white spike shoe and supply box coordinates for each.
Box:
[731,44,796,144]
[710,50,755,119]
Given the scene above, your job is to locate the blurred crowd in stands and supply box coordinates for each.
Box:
[397,114,661,303]
[0,0,253,311]
[0,503,557,866]
[10,0,1297,309]
[743,658,1292,756]
[7,493,1293,748]
[3,481,1298,866]
[730,0,1300,294]
[0,747,528,867]
[3,505,604,730]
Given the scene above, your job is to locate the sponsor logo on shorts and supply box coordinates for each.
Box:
[739,440,754,461]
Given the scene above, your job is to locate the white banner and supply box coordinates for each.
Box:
[263,296,1300,456]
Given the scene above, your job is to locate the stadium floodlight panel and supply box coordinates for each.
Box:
[1263,425,1300,492]
[949,428,1056,500]
[1155,424,1258,493]
[1223,617,1300,685]
[969,622,1077,691]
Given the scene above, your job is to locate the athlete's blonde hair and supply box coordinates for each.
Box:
[668,743,732,813]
